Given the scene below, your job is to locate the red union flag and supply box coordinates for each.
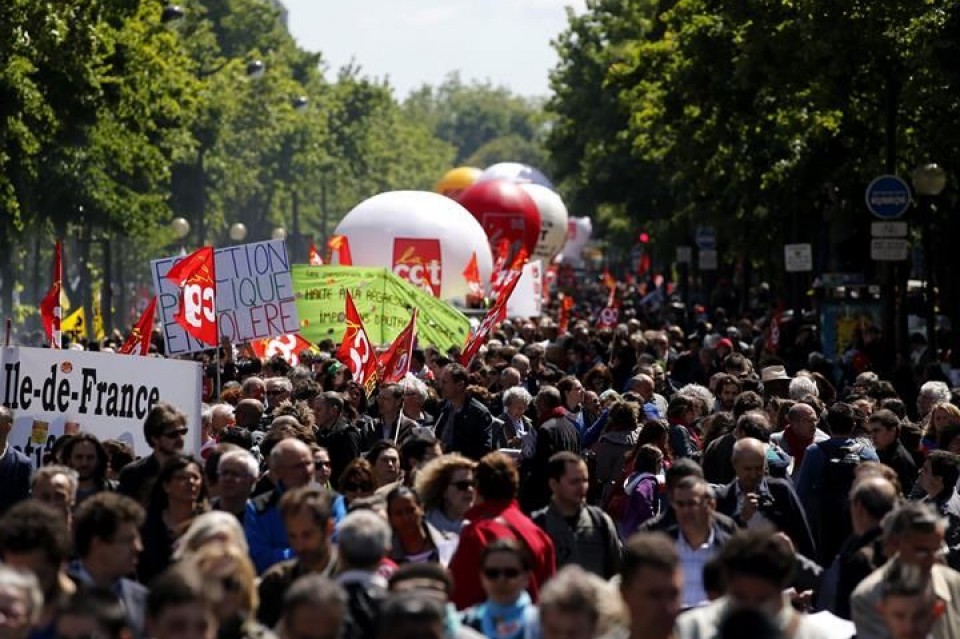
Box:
[328,235,353,266]
[251,333,313,366]
[392,238,442,297]
[119,296,157,356]
[460,267,523,367]
[39,240,63,348]
[462,252,483,300]
[165,246,218,347]
[335,292,378,391]
[378,309,418,384]
[308,243,324,265]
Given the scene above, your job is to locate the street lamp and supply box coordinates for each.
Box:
[171,217,191,240]
[161,4,185,25]
[229,223,248,243]
[246,60,266,80]
[912,163,949,362]
[272,227,287,241]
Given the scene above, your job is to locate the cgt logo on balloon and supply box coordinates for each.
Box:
[392,238,442,297]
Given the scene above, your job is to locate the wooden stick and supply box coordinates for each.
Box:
[3,318,10,346]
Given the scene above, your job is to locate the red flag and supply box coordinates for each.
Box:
[335,292,378,393]
[378,309,418,384]
[766,307,783,353]
[492,246,528,297]
[39,240,62,348]
[250,333,314,366]
[165,246,218,347]
[328,235,353,266]
[462,252,483,301]
[489,239,510,286]
[308,243,324,266]
[558,295,574,335]
[119,297,157,355]
[460,268,523,366]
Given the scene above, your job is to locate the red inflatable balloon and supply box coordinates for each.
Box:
[456,180,542,258]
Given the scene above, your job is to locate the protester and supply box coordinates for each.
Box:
[459,539,539,639]
[30,465,78,527]
[118,403,190,506]
[335,510,392,639]
[0,565,43,639]
[0,406,32,516]
[386,486,457,566]
[435,364,494,460]
[415,454,477,535]
[62,432,116,504]
[145,568,218,639]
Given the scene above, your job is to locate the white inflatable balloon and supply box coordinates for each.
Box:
[334,191,494,303]
[561,216,593,266]
[520,184,569,262]
[478,162,555,190]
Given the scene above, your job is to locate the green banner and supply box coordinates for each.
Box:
[293,265,471,352]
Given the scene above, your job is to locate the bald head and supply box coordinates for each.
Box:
[270,438,313,489]
[629,374,655,400]
[500,367,521,389]
[731,437,767,492]
[242,376,265,400]
[787,402,818,439]
[210,404,236,434]
[850,476,899,534]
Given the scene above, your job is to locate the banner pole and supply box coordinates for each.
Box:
[4,318,10,346]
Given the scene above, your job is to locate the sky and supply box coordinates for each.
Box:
[281,0,586,98]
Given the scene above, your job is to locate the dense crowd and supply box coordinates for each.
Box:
[3,299,960,639]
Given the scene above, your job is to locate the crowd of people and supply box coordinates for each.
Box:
[3,302,960,639]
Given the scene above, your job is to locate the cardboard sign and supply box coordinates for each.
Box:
[1,346,202,467]
[151,240,299,355]
[507,260,544,318]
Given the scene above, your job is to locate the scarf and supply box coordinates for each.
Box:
[481,591,533,639]
[784,425,813,467]
[538,406,567,426]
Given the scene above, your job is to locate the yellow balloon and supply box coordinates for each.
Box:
[434,167,482,198]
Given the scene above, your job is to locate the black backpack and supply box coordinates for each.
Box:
[816,439,864,562]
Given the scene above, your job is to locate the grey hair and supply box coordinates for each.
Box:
[502,386,533,408]
[919,381,950,403]
[788,376,819,400]
[266,376,293,393]
[201,405,213,427]
[218,449,259,479]
[401,374,428,402]
[337,510,392,569]
[173,510,249,560]
[881,501,947,543]
[677,384,714,413]
[31,464,78,496]
[0,565,43,625]
[538,565,626,635]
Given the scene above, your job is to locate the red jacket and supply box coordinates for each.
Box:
[448,499,556,610]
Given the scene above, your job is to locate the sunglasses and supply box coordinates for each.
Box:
[451,480,474,492]
[162,427,188,439]
[482,567,522,580]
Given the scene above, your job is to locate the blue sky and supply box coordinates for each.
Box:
[282,0,586,98]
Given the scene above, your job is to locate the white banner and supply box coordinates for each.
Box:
[151,240,300,355]
[507,260,543,318]
[1,347,202,467]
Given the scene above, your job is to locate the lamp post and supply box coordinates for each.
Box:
[289,95,309,262]
[228,223,248,244]
[911,163,948,360]
[171,217,191,253]
[271,227,287,241]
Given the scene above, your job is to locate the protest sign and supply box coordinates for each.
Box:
[1,346,202,467]
[293,265,471,352]
[506,260,543,318]
[151,240,299,355]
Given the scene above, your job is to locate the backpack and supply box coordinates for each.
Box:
[816,439,863,560]
[604,471,658,523]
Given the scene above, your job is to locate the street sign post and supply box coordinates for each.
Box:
[694,226,717,250]
[870,238,909,261]
[871,221,908,237]
[784,243,813,272]
[865,175,911,219]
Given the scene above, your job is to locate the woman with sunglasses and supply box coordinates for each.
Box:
[460,539,539,639]
[386,486,458,566]
[139,454,208,584]
[331,459,378,518]
[181,542,275,639]
[414,454,477,535]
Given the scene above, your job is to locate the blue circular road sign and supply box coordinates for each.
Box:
[865,175,911,219]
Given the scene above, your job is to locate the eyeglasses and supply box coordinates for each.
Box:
[482,567,522,580]
[162,427,188,439]
[315,460,332,468]
[451,480,474,491]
